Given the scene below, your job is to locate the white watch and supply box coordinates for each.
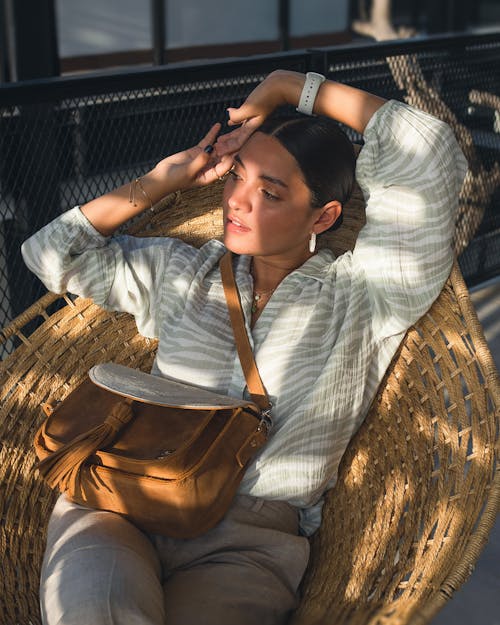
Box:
[296,72,326,116]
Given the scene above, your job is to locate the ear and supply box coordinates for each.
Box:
[312,200,342,234]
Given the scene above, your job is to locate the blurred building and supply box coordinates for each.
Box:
[2,0,500,82]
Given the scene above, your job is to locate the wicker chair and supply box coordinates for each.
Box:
[1,178,499,625]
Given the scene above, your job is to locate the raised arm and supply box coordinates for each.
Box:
[82,71,384,236]
[216,70,387,155]
[21,123,233,322]
[216,70,468,341]
[80,123,234,236]
[353,100,468,338]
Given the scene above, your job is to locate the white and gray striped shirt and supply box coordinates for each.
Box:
[22,100,467,535]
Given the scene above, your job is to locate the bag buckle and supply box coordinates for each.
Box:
[258,405,273,435]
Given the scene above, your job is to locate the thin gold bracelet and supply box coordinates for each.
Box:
[129,177,154,212]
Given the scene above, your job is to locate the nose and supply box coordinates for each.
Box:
[227,184,251,213]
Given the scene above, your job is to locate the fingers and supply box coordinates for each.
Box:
[214,153,235,178]
[226,106,247,126]
[187,125,235,186]
[194,153,234,187]
[186,149,212,179]
[214,117,261,156]
[226,104,262,129]
[225,73,281,127]
[199,122,222,149]
[186,122,223,179]
[214,131,242,157]
[226,103,255,126]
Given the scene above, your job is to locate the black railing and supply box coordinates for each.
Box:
[1,32,500,342]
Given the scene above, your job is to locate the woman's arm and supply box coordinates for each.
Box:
[216,70,467,340]
[21,124,233,316]
[294,73,386,133]
[81,123,233,236]
[216,70,387,155]
[354,101,468,338]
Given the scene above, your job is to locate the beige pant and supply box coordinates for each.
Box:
[40,494,310,625]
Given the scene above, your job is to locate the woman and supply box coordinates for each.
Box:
[22,70,467,625]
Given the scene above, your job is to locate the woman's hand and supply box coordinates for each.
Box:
[215,69,387,153]
[215,70,305,156]
[151,123,234,190]
[80,124,234,236]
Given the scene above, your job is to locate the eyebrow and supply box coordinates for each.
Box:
[234,154,288,189]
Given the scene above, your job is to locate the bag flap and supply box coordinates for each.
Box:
[89,363,257,411]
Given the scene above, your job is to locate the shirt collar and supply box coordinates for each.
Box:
[235,248,334,284]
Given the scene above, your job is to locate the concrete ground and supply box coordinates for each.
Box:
[432,275,500,625]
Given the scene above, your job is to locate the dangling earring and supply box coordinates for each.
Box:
[309,232,317,254]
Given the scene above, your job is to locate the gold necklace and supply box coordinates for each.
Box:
[251,287,276,314]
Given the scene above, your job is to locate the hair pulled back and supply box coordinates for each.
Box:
[257,115,356,230]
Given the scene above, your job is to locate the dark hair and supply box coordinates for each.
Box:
[257,115,356,230]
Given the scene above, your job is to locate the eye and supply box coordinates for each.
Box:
[227,169,241,181]
[262,189,279,201]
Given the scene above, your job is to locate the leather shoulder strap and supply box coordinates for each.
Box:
[220,251,270,412]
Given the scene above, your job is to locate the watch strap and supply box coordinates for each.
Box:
[296,72,326,116]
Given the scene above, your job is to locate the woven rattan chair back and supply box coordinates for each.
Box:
[1,179,499,625]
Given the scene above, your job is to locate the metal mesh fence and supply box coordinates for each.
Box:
[0,64,299,333]
[1,33,500,347]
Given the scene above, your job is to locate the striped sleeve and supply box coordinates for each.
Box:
[21,206,114,302]
[353,100,468,338]
[21,206,193,337]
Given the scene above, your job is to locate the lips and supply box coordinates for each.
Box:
[226,215,251,233]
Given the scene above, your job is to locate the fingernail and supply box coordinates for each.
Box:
[204,144,214,154]
[220,110,230,127]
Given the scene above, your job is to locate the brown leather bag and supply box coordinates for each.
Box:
[33,252,272,538]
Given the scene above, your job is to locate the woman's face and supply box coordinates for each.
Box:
[222,132,321,263]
